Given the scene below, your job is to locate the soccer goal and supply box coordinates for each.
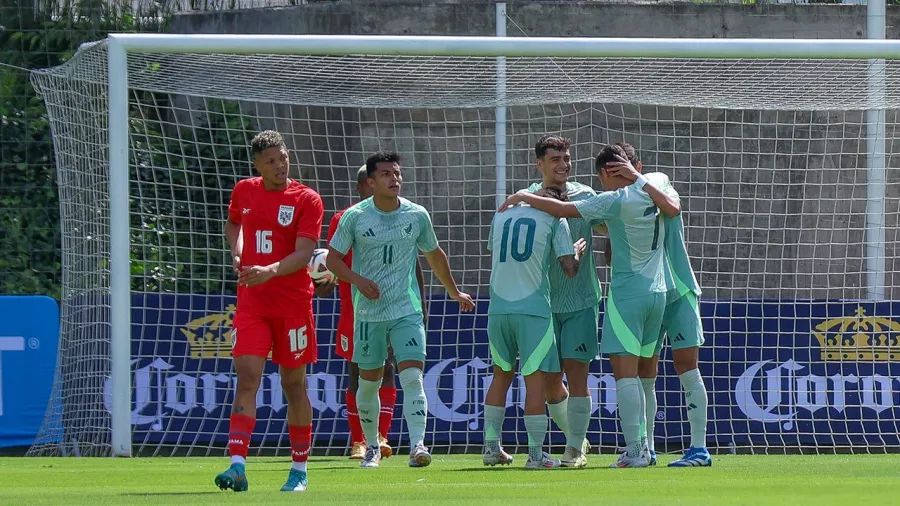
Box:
[27,33,900,457]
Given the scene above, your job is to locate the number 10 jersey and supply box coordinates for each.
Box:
[487,205,574,318]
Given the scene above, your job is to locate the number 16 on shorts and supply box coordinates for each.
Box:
[289,327,308,353]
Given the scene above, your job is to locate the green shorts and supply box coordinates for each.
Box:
[488,314,560,375]
[654,292,705,356]
[553,305,600,363]
[600,289,666,358]
[353,312,426,370]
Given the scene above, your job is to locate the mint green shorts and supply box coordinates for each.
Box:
[353,313,426,370]
[553,305,600,363]
[654,292,705,356]
[488,314,560,375]
[600,289,666,358]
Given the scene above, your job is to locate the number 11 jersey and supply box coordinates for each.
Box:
[487,205,574,318]
[329,197,439,323]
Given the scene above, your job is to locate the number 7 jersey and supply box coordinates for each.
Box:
[487,205,575,317]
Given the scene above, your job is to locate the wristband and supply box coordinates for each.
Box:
[635,174,648,188]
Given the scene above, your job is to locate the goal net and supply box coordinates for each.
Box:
[27,36,900,457]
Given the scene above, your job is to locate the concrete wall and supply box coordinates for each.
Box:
[164,1,900,299]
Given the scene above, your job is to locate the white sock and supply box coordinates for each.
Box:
[679,368,709,449]
[640,377,657,452]
[231,455,246,465]
[615,378,645,458]
[356,377,382,449]
[547,395,570,438]
[399,368,428,447]
[291,461,307,472]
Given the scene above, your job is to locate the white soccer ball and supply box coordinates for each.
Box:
[307,248,335,283]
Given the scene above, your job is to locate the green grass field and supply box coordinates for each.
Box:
[3,454,900,505]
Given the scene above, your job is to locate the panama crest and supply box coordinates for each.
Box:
[277,205,295,226]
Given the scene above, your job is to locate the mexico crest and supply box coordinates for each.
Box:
[277,205,295,226]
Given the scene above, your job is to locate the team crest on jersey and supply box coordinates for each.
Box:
[277,205,295,226]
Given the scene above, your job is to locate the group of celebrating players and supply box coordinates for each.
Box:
[213,130,711,493]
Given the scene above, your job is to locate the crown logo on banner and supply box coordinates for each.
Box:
[812,306,900,362]
[181,304,236,359]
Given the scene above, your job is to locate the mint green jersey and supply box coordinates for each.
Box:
[487,204,575,317]
[644,172,702,301]
[574,176,672,301]
[329,197,438,322]
[522,181,602,313]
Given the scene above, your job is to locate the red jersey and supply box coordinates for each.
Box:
[327,208,354,335]
[227,177,324,318]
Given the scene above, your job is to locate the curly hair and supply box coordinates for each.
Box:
[250,130,286,155]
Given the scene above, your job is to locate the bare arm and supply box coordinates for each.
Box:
[422,247,474,311]
[416,259,428,323]
[225,219,243,273]
[237,237,317,287]
[606,155,680,218]
[326,246,380,300]
[557,238,586,278]
[641,181,681,218]
[498,192,581,218]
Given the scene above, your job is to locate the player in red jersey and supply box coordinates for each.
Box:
[316,165,426,460]
[215,130,324,494]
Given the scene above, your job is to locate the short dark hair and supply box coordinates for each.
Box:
[595,142,637,171]
[534,134,572,159]
[250,130,286,156]
[365,150,401,177]
[538,186,569,202]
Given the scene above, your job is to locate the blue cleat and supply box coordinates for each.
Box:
[648,450,658,466]
[280,469,308,492]
[668,447,712,467]
[214,463,248,492]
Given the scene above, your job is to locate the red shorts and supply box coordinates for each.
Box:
[334,316,354,361]
[232,308,318,368]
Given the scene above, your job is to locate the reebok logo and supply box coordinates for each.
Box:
[575,343,588,353]
[363,228,375,237]
[242,208,251,214]
[405,337,419,347]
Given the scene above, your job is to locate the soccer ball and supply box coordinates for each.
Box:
[307,248,335,283]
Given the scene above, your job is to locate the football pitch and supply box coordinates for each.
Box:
[4,454,900,505]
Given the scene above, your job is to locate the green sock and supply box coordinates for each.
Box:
[616,378,645,458]
[641,378,657,452]
[547,395,570,438]
[566,396,592,449]
[484,404,505,452]
[524,414,548,462]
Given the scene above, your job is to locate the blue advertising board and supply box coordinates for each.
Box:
[119,293,900,449]
[0,296,60,448]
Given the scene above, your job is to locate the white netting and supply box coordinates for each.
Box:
[27,39,900,457]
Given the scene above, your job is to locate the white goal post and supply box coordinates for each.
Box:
[31,33,899,458]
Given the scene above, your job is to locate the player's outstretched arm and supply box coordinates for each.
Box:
[422,247,474,312]
[497,192,581,218]
[326,246,381,300]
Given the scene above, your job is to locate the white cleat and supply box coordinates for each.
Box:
[610,452,649,468]
[525,451,562,470]
[483,446,514,466]
[409,442,432,468]
[360,445,381,468]
[582,438,592,455]
[560,445,588,468]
